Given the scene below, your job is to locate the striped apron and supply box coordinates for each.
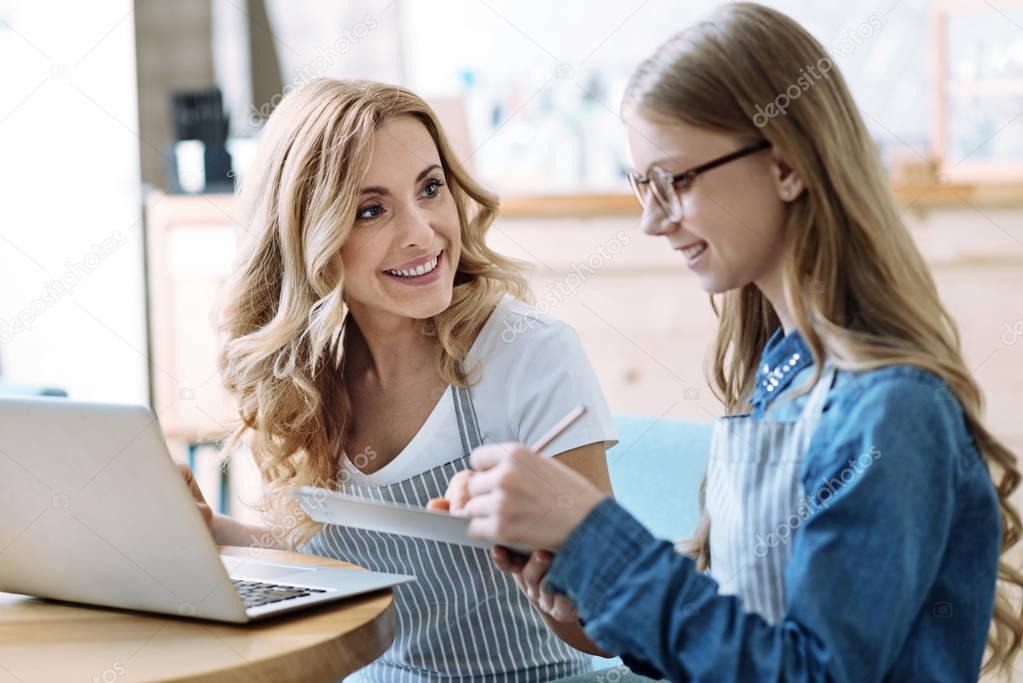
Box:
[705,365,836,623]
[301,386,591,682]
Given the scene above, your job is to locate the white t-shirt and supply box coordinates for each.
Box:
[340,294,618,486]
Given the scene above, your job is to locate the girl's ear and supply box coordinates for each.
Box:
[771,152,806,202]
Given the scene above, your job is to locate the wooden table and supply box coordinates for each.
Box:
[0,546,396,683]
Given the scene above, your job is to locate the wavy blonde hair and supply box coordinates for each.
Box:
[623,3,1021,676]
[214,79,526,548]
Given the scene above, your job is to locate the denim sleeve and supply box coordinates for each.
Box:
[545,373,961,683]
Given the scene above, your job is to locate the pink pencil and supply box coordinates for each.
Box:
[530,405,587,454]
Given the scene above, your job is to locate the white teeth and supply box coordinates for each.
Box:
[386,255,439,278]
[682,243,708,259]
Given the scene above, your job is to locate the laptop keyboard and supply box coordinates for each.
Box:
[232,579,327,609]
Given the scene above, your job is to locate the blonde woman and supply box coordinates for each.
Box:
[448,4,1023,681]
[189,79,617,681]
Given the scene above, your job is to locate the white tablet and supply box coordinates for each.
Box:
[293,487,533,553]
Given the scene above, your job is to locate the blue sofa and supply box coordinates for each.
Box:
[607,414,712,541]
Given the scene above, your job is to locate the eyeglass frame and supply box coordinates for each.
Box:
[627,139,772,220]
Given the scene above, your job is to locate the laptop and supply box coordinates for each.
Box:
[0,396,413,623]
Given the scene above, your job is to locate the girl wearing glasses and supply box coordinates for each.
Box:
[443,3,1021,681]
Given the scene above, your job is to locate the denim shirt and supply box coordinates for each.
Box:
[546,328,1002,682]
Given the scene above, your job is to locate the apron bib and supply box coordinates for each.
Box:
[302,386,590,682]
[706,365,836,624]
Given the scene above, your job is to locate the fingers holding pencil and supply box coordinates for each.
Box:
[447,406,607,551]
[460,442,606,551]
[429,406,589,517]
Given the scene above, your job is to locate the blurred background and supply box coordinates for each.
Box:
[1,0,1022,544]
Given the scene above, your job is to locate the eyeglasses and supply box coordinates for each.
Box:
[627,139,772,221]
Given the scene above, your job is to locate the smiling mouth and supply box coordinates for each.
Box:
[677,241,708,260]
[383,250,442,279]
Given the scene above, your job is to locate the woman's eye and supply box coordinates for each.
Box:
[356,204,383,221]
[421,178,444,198]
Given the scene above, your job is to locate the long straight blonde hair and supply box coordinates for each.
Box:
[624,3,1021,675]
[215,79,525,548]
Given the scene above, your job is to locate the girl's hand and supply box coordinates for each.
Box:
[462,442,607,551]
[493,546,579,623]
[426,469,474,514]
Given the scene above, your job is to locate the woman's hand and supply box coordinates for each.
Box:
[493,546,580,623]
[176,461,294,551]
[461,442,607,551]
[426,469,473,514]
[176,461,214,531]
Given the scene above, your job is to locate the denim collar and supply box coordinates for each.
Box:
[750,327,814,410]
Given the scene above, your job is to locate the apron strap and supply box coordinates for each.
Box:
[452,385,484,453]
